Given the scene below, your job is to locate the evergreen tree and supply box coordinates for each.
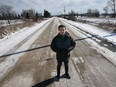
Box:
[44,9,51,17]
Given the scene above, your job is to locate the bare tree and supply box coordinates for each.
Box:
[103,6,109,14]
[87,9,93,17]
[0,4,12,15]
[68,10,76,21]
[109,0,116,17]
[0,4,13,24]
[94,9,100,17]
[86,9,100,17]
[21,9,36,20]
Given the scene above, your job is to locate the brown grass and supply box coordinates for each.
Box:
[0,21,39,39]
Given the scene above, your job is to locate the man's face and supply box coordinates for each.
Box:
[58,27,66,35]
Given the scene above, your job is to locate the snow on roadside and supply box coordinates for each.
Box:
[77,17,116,24]
[60,18,116,46]
[0,18,53,81]
[0,20,23,27]
[61,18,116,65]
[0,18,53,57]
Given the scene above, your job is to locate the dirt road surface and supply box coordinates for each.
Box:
[0,17,116,87]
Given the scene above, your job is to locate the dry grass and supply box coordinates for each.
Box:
[98,22,116,32]
[0,21,37,39]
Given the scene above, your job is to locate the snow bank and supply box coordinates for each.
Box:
[77,17,116,24]
[60,18,116,46]
[0,18,53,57]
[61,19,116,65]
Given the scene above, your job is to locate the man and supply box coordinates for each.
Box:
[50,25,76,81]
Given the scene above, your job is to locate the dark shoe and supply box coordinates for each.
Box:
[55,76,60,82]
[64,74,71,79]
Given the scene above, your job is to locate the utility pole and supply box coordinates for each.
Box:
[80,1,83,17]
[114,0,116,18]
[64,6,66,18]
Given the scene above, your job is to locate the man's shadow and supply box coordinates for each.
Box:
[32,76,57,87]
[32,74,67,87]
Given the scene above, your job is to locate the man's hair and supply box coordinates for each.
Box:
[58,25,66,30]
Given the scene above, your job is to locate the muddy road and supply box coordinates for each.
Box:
[0,17,116,87]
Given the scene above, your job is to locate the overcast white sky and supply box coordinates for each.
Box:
[0,0,107,15]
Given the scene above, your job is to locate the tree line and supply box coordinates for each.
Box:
[0,4,51,24]
[62,0,116,19]
[86,0,116,17]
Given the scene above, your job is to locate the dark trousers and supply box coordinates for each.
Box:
[57,58,69,77]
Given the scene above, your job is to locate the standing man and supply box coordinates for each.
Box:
[50,25,76,81]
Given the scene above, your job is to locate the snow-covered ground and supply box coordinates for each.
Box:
[60,18,116,65]
[0,18,53,57]
[77,17,116,24]
[0,20,23,27]
[60,18,116,46]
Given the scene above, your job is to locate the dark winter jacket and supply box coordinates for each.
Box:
[50,32,76,59]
